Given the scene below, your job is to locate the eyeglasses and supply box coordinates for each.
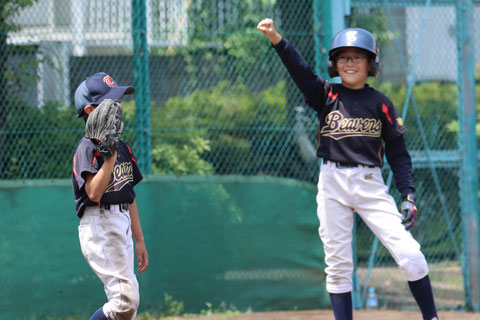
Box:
[337,55,367,64]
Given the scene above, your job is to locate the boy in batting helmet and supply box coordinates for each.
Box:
[258,19,438,320]
[72,72,149,320]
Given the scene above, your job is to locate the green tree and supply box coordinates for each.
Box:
[350,7,395,51]
[0,0,38,176]
[148,80,287,176]
[176,0,281,87]
[374,80,459,149]
[4,100,83,179]
[445,82,480,142]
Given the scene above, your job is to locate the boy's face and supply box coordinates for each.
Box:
[335,48,370,89]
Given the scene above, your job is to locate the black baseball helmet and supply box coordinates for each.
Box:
[327,28,380,78]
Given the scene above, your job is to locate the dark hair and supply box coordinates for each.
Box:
[81,104,98,122]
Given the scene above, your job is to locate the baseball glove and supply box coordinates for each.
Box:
[85,99,124,157]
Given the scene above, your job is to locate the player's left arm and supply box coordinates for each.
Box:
[385,136,414,198]
[385,135,417,230]
[129,199,149,273]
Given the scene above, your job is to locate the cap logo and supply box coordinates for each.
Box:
[103,75,115,87]
[346,31,358,42]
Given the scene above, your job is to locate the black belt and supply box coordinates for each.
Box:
[102,203,129,212]
[324,160,376,169]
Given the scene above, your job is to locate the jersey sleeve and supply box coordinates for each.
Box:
[273,39,326,111]
[385,135,415,198]
[380,97,407,141]
[72,140,100,191]
[124,142,143,185]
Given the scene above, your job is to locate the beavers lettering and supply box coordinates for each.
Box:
[105,162,134,193]
[321,111,382,140]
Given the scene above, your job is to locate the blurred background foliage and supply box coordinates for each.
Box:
[3,78,474,179]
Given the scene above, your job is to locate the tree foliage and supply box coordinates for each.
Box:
[3,1,478,181]
[0,0,39,173]
[1,0,36,30]
[350,7,395,52]
[148,80,287,176]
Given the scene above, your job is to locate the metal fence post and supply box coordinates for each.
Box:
[456,0,479,312]
[315,0,350,82]
[314,0,360,309]
[313,0,328,78]
[132,0,152,174]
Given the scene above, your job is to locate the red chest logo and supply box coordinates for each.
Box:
[328,91,338,100]
[103,76,115,87]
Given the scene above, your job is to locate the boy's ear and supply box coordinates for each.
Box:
[84,105,95,115]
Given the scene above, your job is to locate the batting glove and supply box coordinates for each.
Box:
[401,193,417,230]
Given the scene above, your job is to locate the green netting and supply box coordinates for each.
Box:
[0,176,326,319]
[0,0,479,315]
[349,1,478,311]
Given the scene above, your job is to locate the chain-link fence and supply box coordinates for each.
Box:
[0,0,479,315]
[348,1,479,311]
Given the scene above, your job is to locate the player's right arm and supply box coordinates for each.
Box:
[257,18,325,109]
[84,152,117,203]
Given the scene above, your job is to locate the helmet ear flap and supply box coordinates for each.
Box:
[327,58,338,78]
[368,47,381,77]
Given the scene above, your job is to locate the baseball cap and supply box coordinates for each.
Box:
[74,72,135,117]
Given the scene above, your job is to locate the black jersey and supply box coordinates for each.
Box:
[315,84,406,167]
[274,39,414,197]
[72,137,143,218]
[274,39,406,167]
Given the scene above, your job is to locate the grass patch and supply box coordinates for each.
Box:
[135,294,248,320]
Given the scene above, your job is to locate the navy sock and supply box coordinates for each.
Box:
[89,307,107,320]
[408,275,438,320]
[329,292,353,320]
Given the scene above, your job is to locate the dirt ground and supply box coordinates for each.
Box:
[173,309,480,320]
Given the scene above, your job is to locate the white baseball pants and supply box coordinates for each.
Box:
[79,205,139,320]
[317,161,429,294]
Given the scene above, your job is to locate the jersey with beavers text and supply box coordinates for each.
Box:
[72,137,143,218]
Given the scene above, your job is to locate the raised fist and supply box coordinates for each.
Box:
[257,18,282,45]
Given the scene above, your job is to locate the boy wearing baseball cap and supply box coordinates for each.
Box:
[72,72,148,320]
[74,71,135,119]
